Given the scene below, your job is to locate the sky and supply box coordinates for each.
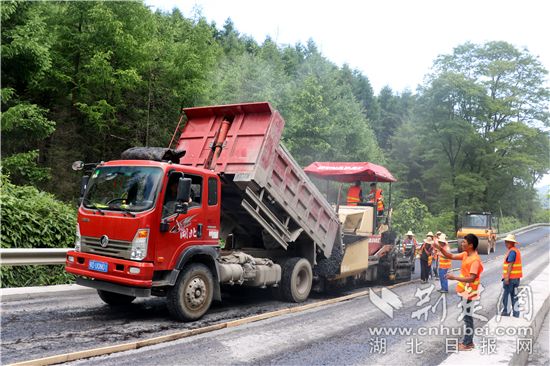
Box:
[146,0,550,94]
[145,0,550,187]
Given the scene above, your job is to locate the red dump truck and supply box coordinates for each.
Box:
[66,102,411,321]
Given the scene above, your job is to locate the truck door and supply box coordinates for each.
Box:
[157,172,206,269]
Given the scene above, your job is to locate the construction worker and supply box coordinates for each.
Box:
[402,230,418,254]
[402,230,418,271]
[367,182,384,216]
[426,231,437,278]
[435,233,483,351]
[419,233,434,283]
[432,231,442,278]
[346,181,363,206]
[437,233,451,293]
[501,234,522,317]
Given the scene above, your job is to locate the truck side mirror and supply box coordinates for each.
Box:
[175,177,192,214]
[160,220,170,232]
[177,177,192,202]
[72,161,85,171]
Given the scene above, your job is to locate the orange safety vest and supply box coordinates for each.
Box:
[369,188,384,211]
[347,186,362,206]
[456,251,483,300]
[503,246,522,279]
[438,245,452,269]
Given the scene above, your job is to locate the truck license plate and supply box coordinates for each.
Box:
[88,260,108,273]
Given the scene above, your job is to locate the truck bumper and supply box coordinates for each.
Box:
[65,250,154,288]
[76,277,151,297]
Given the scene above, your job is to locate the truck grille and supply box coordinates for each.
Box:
[81,236,132,259]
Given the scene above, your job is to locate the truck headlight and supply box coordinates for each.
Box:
[75,224,81,252]
[130,229,149,261]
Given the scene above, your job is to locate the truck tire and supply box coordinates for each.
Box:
[167,263,214,321]
[281,258,312,303]
[97,290,135,305]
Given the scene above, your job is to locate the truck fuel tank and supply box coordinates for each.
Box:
[217,252,281,288]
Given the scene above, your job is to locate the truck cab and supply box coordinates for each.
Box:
[66,159,223,319]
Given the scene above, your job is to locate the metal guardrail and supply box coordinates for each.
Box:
[0,223,548,266]
[0,248,70,266]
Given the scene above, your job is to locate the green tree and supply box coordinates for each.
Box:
[392,197,432,236]
[338,64,379,121]
[1,2,56,186]
[400,42,550,228]
[282,50,382,165]
[430,42,550,219]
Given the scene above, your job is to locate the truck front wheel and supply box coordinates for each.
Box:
[97,290,136,305]
[281,257,312,303]
[167,263,214,321]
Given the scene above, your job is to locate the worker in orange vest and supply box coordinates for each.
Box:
[367,182,384,216]
[437,233,451,293]
[501,234,522,317]
[432,231,442,278]
[435,233,483,351]
[346,181,363,206]
[419,233,434,283]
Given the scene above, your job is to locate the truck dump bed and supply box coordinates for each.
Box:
[176,102,340,259]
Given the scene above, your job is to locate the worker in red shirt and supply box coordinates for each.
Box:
[346,181,363,206]
[501,234,522,317]
[435,233,483,351]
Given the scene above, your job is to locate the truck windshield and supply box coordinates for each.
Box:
[463,214,488,228]
[83,166,162,212]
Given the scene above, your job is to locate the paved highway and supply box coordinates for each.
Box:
[1,226,548,365]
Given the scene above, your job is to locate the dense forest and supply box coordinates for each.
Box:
[2,0,549,254]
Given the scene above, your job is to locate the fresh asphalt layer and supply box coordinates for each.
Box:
[2,226,547,365]
[62,226,548,366]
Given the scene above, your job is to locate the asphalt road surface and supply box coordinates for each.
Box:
[1,226,548,365]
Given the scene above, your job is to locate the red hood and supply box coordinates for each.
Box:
[78,207,154,242]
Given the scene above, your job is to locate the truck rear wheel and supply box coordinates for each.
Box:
[167,263,214,321]
[97,290,135,305]
[281,257,312,303]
